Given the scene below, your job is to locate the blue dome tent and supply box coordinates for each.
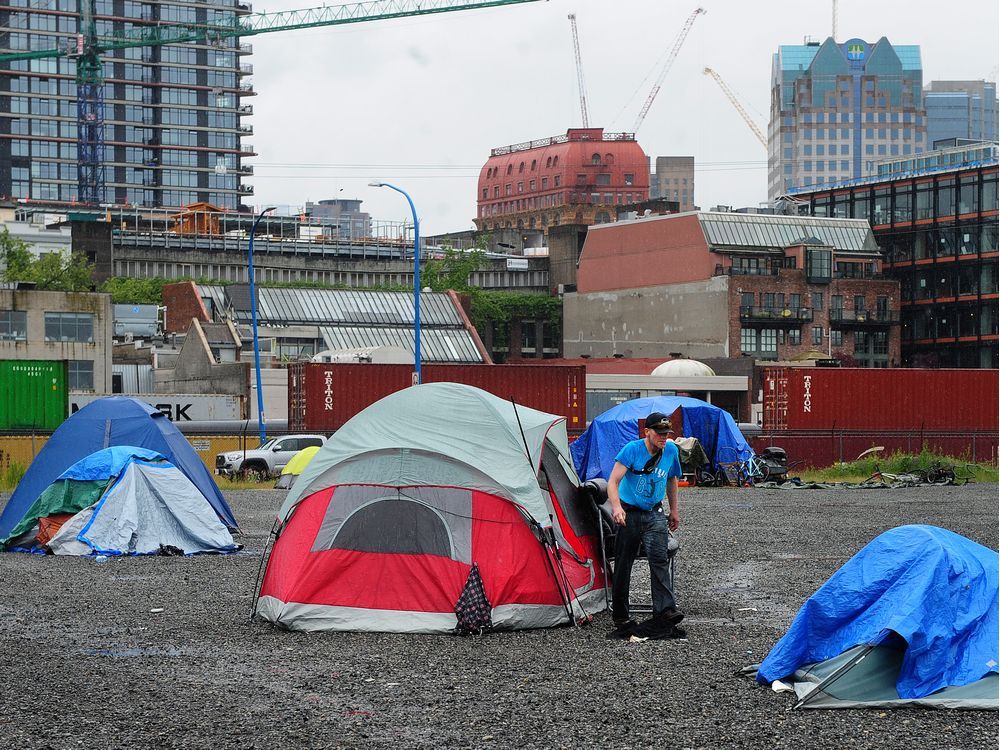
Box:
[0,397,238,540]
[570,395,752,481]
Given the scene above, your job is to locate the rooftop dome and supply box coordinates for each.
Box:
[651,359,716,377]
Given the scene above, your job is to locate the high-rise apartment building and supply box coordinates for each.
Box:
[925,80,999,147]
[768,37,926,199]
[649,156,695,211]
[0,0,254,209]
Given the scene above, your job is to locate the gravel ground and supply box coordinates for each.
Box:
[0,483,997,750]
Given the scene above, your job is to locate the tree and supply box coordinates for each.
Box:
[422,237,487,293]
[0,228,95,291]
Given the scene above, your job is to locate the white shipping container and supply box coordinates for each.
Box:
[69,393,245,421]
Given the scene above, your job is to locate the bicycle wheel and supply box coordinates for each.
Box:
[697,469,717,487]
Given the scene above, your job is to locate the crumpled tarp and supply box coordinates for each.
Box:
[757,525,999,699]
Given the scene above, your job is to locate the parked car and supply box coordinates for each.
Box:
[215,434,326,477]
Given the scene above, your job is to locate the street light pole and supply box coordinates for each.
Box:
[369,182,421,385]
[248,205,276,445]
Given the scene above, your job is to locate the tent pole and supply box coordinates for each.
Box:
[792,641,879,709]
[249,518,281,622]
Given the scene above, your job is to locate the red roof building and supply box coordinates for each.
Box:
[474,128,649,234]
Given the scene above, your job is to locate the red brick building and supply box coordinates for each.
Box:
[563,211,901,367]
[475,128,649,234]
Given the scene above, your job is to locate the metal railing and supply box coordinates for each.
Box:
[740,306,813,322]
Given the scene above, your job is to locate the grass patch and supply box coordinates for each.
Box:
[797,448,998,485]
[0,462,26,492]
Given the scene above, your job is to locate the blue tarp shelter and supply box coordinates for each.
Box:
[756,525,998,709]
[570,396,752,481]
[0,397,238,539]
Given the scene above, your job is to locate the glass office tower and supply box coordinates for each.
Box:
[769,37,926,200]
[0,0,254,209]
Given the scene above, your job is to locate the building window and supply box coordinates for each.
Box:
[0,310,28,340]
[68,360,95,391]
[624,173,634,186]
[760,329,778,355]
[812,326,823,346]
[788,329,801,345]
[806,249,832,283]
[596,173,611,186]
[44,312,94,343]
[740,328,755,353]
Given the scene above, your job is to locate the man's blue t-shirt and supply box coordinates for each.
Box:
[614,439,682,511]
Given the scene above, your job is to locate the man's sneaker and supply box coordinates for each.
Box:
[656,607,684,625]
[605,619,637,640]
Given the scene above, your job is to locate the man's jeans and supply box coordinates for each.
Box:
[611,504,676,623]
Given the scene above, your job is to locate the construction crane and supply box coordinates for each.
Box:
[0,0,540,205]
[567,13,590,128]
[632,6,705,133]
[702,67,767,149]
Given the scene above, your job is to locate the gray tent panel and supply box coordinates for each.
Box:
[790,644,999,710]
[47,462,237,556]
[312,485,473,564]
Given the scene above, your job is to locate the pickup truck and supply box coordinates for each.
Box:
[215,434,326,477]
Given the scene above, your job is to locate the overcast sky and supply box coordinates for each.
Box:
[247,0,998,235]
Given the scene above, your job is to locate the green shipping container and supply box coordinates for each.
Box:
[0,360,68,431]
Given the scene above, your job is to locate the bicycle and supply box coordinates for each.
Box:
[715,447,770,487]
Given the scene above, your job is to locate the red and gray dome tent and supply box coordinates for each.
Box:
[255,383,607,633]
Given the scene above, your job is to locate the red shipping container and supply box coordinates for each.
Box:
[288,363,587,433]
[761,367,999,432]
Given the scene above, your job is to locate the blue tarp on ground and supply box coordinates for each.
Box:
[757,525,999,699]
[0,397,238,538]
[570,395,753,481]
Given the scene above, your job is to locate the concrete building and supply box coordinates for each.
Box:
[563,211,900,367]
[768,37,926,199]
[0,0,254,209]
[792,140,998,368]
[305,199,372,239]
[649,156,695,211]
[475,128,650,234]
[925,80,999,147]
[0,284,113,391]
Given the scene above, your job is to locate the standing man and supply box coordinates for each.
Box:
[606,411,684,640]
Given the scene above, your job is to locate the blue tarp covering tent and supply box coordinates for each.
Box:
[570,396,753,481]
[0,397,238,539]
[756,525,998,709]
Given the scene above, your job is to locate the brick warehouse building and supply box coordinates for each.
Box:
[562,211,900,366]
[474,128,649,234]
[793,140,998,368]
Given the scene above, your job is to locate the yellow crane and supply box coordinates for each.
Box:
[702,66,767,148]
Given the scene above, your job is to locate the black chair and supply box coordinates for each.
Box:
[580,478,679,614]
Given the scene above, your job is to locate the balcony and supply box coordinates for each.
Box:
[238,184,254,195]
[714,264,779,277]
[238,104,253,116]
[239,64,253,76]
[238,125,253,135]
[829,310,899,328]
[238,43,253,55]
[238,164,253,175]
[739,306,813,327]
[240,143,255,153]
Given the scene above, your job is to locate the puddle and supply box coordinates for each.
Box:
[80,646,184,658]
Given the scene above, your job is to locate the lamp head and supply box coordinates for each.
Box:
[368,182,384,188]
